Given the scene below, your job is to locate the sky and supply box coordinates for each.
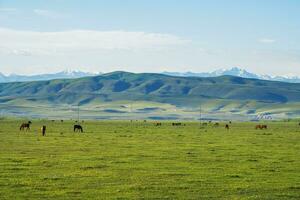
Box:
[0,0,299,76]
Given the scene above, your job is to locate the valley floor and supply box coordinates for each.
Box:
[0,119,299,199]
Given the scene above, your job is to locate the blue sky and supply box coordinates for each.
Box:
[0,0,299,76]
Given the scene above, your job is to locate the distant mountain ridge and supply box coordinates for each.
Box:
[1,71,300,104]
[163,67,300,83]
[1,67,300,83]
[1,71,300,119]
[0,70,99,83]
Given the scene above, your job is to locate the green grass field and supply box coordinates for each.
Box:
[0,119,300,199]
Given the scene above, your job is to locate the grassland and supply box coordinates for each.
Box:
[1,99,300,121]
[0,119,300,199]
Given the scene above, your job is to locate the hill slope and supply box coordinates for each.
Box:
[1,71,300,119]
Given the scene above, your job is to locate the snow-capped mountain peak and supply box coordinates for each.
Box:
[211,67,259,78]
[1,67,300,83]
[163,67,300,83]
[0,70,101,83]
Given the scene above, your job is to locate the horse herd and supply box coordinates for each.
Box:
[154,120,281,131]
[152,121,270,131]
[18,120,300,136]
[19,121,84,136]
[155,122,186,126]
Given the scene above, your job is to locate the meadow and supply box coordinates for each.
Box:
[0,119,299,199]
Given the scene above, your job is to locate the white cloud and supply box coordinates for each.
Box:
[0,28,189,56]
[33,9,67,19]
[10,49,32,56]
[259,38,276,44]
[0,8,17,12]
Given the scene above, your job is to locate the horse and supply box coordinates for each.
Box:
[74,124,83,132]
[41,125,46,136]
[261,125,268,129]
[255,124,268,130]
[155,122,162,126]
[225,124,230,130]
[172,122,182,126]
[255,125,261,129]
[20,121,31,131]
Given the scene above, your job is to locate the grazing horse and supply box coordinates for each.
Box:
[225,124,230,130]
[214,122,220,127]
[20,121,31,131]
[41,125,46,136]
[255,124,268,130]
[255,125,261,129]
[261,125,268,129]
[155,122,162,126]
[74,124,83,132]
[172,122,182,126]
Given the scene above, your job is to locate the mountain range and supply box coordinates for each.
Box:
[0,70,99,83]
[1,67,300,83]
[163,67,300,83]
[0,71,300,120]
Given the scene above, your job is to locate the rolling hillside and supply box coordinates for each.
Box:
[0,71,300,120]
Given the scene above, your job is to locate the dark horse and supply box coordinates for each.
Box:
[172,122,182,126]
[20,121,31,131]
[74,124,83,133]
[155,122,162,126]
[225,124,230,130]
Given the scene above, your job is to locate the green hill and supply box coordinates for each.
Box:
[0,71,300,120]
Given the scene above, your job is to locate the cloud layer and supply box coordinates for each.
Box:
[33,9,67,19]
[259,38,276,44]
[0,28,189,56]
[0,7,17,12]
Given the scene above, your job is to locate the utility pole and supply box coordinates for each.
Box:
[130,102,133,122]
[199,104,202,128]
[77,103,80,122]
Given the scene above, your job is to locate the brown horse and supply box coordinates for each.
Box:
[255,125,261,129]
[255,124,268,130]
[20,122,31,131]
[74,124,83,132]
